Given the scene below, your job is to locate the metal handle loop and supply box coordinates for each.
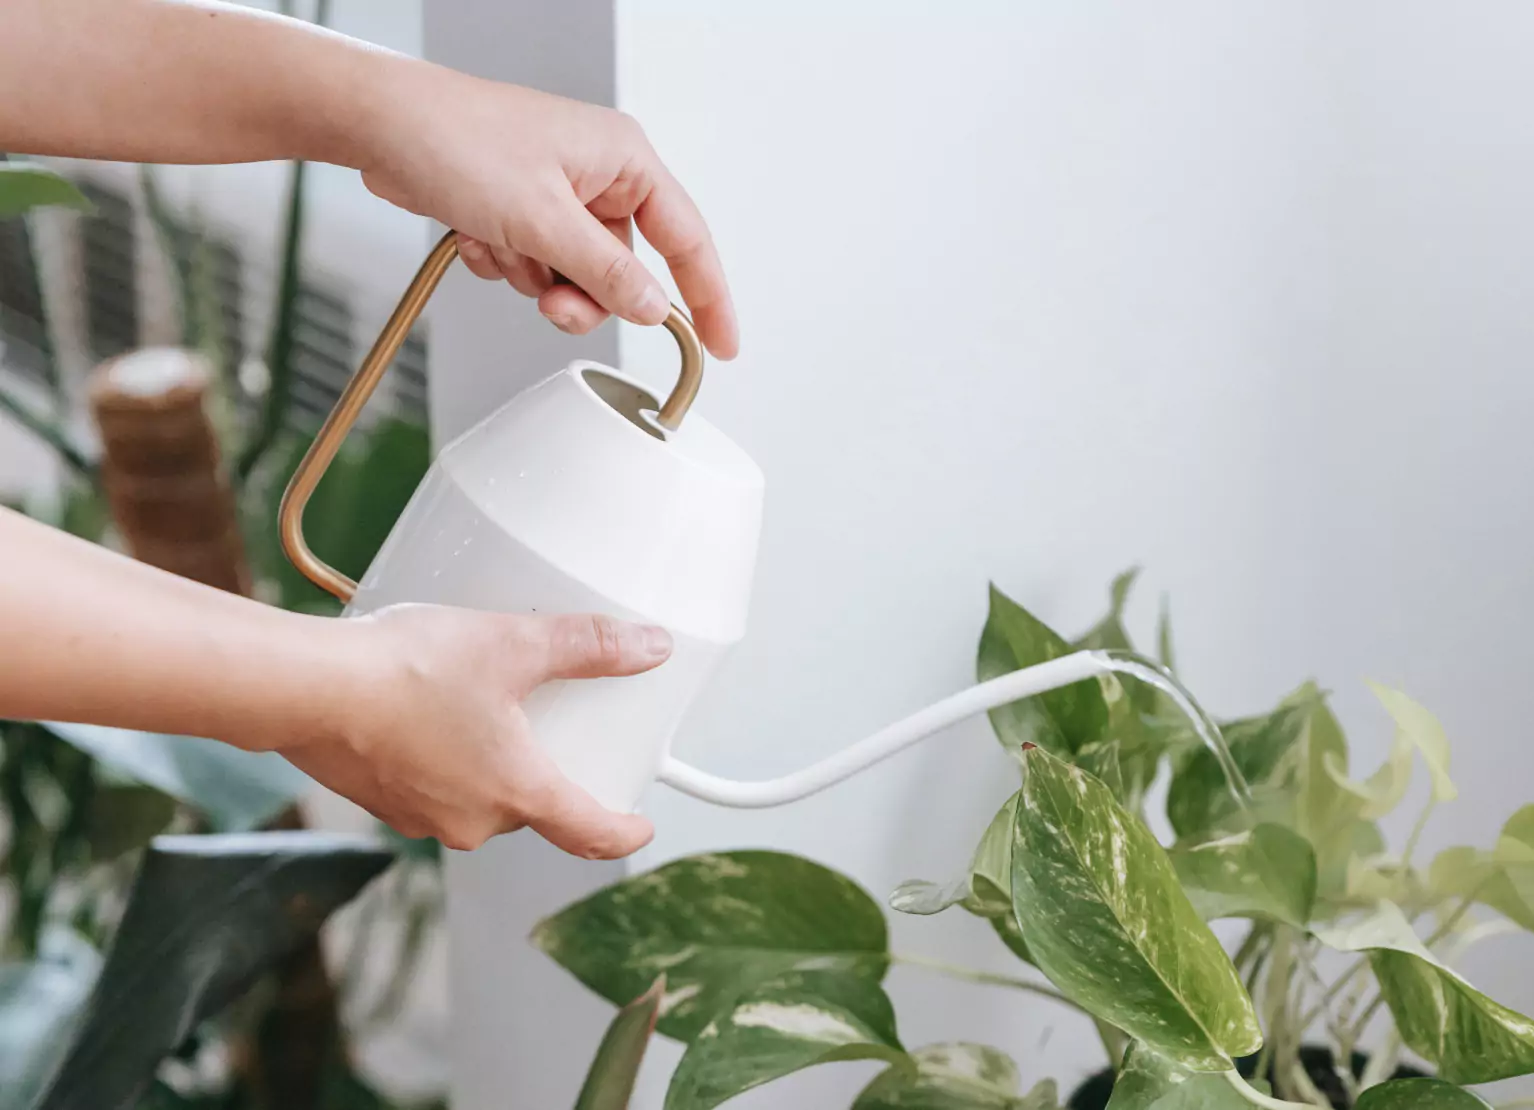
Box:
[279,230,705,603]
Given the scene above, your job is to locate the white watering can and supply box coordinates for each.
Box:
[279,233,1113,814]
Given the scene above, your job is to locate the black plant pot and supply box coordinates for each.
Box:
[1067,1045,1430,1110]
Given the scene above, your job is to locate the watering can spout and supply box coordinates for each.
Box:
[655,651,1112,809]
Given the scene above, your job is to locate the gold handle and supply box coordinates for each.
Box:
[279,230,706,603]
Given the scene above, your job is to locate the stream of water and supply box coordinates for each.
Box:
[1091,648,1255,812]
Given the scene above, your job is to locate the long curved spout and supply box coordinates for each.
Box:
[655,650,1111,809]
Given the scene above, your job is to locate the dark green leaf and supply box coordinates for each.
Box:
[40,722,311,832]
[855,1044,1048,1110]
[0,164,93,218]
[1314,902,1534,1083]
[1171,824,1316,927]
[533,851,888,1042]
[1011,747,1261,1070]
[1077,742,1127,806]
[574,977,665,1110]
[1105,1043,1251,1110]
[0,928,101,1110]
[1166,696,1314,842]
[1075,569,1140,653]
[85,784,177,863]
[978,585,1109,759]
[664,970,903,1110]
[33,831,394,1110]
[1353,1079,1490,1110]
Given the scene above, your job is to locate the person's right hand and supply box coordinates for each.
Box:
[272,603,672,858]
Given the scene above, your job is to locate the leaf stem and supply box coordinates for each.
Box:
[1400,800,1435,872]
[0,386,92,479]
[892,952,1083,1009]
[1225,1070,1317,1110]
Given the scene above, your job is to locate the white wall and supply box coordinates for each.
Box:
[426,2,1534,1106]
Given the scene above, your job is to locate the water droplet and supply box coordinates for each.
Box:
[518,470,527,479]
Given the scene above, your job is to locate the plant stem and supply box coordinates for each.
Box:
[0,386,92,479]
[1093,1019,1128,1073]
[1400,800,1435,872]
[891,953,1084,1010]
[1424,887,1483,948]
[1224,1070,1317,1110]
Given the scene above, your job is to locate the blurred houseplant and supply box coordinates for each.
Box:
[0,132,441,1109]
[539,569,1534,1110]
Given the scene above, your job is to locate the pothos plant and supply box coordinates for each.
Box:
[537,569,1534,1110]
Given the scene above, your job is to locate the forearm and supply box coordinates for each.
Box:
[0,0,401,168]
[0,507,358,750]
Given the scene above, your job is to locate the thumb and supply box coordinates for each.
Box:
[534,194,669,326]
[525,776,655,860]
[533,614,673,681]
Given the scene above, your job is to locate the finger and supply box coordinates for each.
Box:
[456,234,505,282]
[537,219,629,334]
[527,192,668,327]
[488,242,555,300]
[531,614,673,682]
[524,777,655,859]
[633,165,739,359]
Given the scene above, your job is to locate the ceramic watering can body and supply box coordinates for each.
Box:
[281,233,1111,816]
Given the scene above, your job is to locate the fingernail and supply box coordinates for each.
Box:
[636,285,668,322]
[542,311,576,333]
[641,625,673,661]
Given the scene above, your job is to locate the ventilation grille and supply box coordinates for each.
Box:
[0,172,428,430]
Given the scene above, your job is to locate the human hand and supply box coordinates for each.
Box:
[357,65,738,359]
[277,604,672,857]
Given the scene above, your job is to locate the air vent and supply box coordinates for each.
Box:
[78,179,139,362]
[0,214,51,385]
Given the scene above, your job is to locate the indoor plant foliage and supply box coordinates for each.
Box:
[540,570,1534,1110]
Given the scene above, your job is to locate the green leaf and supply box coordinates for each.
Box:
[1171,823,1317,927]
[0,164,93,218]
[1314,901,1534,1083]
[1323,732,1411,821]
[890,795,1033,964]
[533,851,888,1042]
[1105,1043,1251,1110]
[1076,568,1140,653]
[663,970,903,1110]
[855,1044,1048,1110]
[1166,696,1313,842]
[1366,683,1456,804]
[40,722,311,832]
[1011,747,1261,1070]
[0,927,101,1110]
[33,832,394,1110]
[85,784,178,862]
[1353,1079,1490,1110]
[1427,809,1534,932]
[1078,741,1128,806]
[978,584,1109,758]
[1156,600,1176,673]
[574,977,665,1110]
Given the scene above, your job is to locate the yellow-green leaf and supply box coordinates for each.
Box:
[532,851,888,1042]
[1012,747,1261,1070]
[1353,1078,1490,1110]
[1105,1043,1252,1110]
[0,164,92,218]
[854,1044,1050,1110]
[664,970,903,1110]
[1171,824,1316,927]
[1314,902,1534,1082]
[1366,683,1456,804]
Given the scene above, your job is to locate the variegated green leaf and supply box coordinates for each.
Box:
[1314,901,1534,1082]
[574,977,664,1110]
[890,796,1033,964]
[1366,683,1456,804]
[1165,696,1313,842]
[1011,747,1261,1070]
[854,1044,1048,1110]
[1427,808,1534,932]
[1171,824,1316,927]
[1323,729,1412,821]
[1105,1043,1252,1110]
[664,970,903,1110]
[532,851,888,1041]
[1078,741,1128,807]
[1353,1078,1490,1110]
[978,585,1109,759]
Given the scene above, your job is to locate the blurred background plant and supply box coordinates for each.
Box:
[0,6,446,1100]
